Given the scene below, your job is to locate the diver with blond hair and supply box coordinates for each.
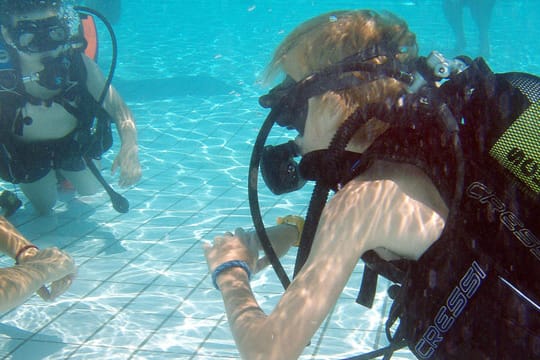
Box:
[205,9,540,359]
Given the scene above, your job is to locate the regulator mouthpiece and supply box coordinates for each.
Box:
[261,140,306,195]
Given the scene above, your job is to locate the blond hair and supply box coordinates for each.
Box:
[265,10,419,151]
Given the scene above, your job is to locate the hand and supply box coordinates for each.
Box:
[253,223,300,273]
[36,273,76,302]
[20,248,77,302]
[203,228,259,273]
[112,143,142,187]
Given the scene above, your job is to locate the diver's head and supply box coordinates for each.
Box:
[263,10,418,155]
[0,0,79,55]
[0,0,62,24]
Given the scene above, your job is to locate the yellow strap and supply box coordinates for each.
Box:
[277,215,305,247]
[490,100,540,194]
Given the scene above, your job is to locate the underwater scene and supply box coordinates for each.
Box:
[0,0,539,359]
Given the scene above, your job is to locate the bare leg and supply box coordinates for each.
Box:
[60,166,101,196]
[469,0,496,57]
[443,0,467,52]
[19,171,57,215]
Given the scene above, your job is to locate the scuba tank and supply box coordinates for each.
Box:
[0,5,128,214]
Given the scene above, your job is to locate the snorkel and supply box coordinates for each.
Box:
[249,48,469,289]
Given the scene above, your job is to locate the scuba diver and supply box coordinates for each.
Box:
[0,0,140,215]
[204,9,540,360]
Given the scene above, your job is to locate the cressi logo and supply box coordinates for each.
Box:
[414,261,487,359]
[467,181,540,261]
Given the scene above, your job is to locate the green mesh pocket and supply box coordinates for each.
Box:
[490,100,540,193]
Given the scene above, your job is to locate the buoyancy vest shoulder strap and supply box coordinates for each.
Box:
[66,51,113,159]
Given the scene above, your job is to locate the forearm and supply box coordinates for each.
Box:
[0,217,34,260]
[215,224,306,359]
[83,56,138,148]
[217,269,275,359]
[0,265,47,312]
[217,265,320,360]
[253,223,299,272]
[113,101,138,146]
[206,222,315,359]
[105,88,138,147]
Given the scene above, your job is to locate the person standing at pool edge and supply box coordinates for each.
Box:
[0,0,141,214]
[442,0,496,57]
[204,9,539,360]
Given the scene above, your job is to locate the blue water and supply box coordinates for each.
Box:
[0,0,539,359]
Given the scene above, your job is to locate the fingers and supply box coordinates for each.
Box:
[255,257,269,273]
[234,228,245,237]
[118,168,142,188]
[113,148,142,186]
[37,273,75,302]
[205,229,255,268]
[49,274,75,300]
[202,239,212,250]
[111,158,119,175]
[234,228,253,247]
[36,286,52,301]
[118,176,128,188]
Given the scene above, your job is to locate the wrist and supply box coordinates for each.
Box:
[15,245,39,265]
[276,215,304,246]
[212,260,252,290]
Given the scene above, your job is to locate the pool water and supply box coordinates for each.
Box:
[1,0,539,359]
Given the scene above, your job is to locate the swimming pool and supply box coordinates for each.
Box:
[1,0,539,359]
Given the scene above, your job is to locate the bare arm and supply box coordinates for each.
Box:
[82,55,142,187]
[0,216,35,259]
[0,217,76,312]
[205,163,447,359]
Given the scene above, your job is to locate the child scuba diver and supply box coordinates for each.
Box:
[0,0,140,215]
[205,9,539,360]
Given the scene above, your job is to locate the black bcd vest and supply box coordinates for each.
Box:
[329,59,540,360]
[0,50,112,183]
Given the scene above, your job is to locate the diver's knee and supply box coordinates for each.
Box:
[22,191,56,215]
[19,173,58,214]
[60,169,101,196]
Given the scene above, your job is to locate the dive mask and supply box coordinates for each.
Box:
[259,76,309,135]
[10,16,69,53]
